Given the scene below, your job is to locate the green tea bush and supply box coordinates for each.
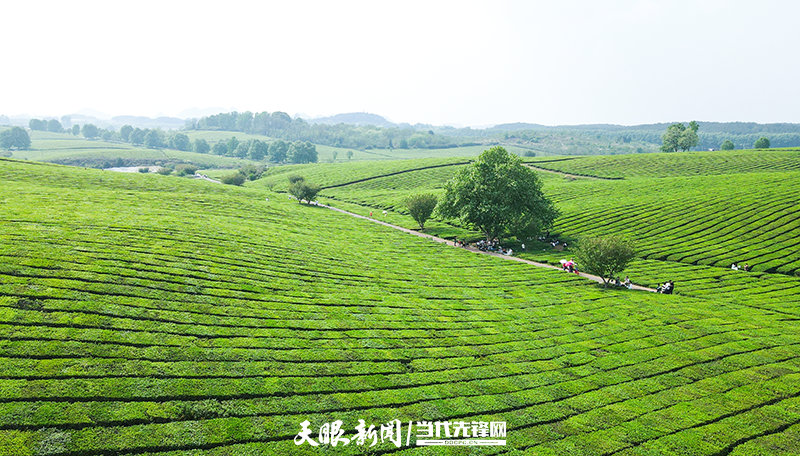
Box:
[220,172,246,186]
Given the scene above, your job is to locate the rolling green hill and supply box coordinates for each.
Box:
[6,131,253,169]
[2,155,800,455]
[274,148,800,311]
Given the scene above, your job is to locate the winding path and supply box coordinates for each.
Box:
[316,201,656,292]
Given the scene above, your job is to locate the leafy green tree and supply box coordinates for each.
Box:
[235,141,250,158]
[29,119,47,131]
[226,137,239,156]
[721,139,735,150]
[346,150,353,160]
[194,138,210,154]
[212,141,227,155]
[436,146,559,240]
[661,121,699,152]
[268,140,288,162]
[71,125,80,136]
[47,119,63,133]
[239,163,266,181]
[169,133,191,151]
[405,193,438,229]
[271,111,292,128]
[287,141,318,164]
[754,136,770,149]
[81,124,100,139]
[331,151,338,161]
[573,235,636,287]
[129,128,145,145]
[120,125,134,142]
[248,140,268,160]
[144,129,164,148]
[288,177,321,204]
[0,126,31,150]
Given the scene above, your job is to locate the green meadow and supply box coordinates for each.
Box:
[1,145,800,455]
[4,131,252,169]
[0,127,533,169]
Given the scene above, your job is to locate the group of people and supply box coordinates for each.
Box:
[656,280,674,294]
[454,239,469,248]
[543,237,567,249]
[612,276,633,289]
[476,239,500,251]
[475,239,513,255]
[731,263,751,272]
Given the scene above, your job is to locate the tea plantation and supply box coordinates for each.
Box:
[306,149,800,305]
[2,156,800,455]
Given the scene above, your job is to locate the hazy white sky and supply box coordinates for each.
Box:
[3,0,798,126]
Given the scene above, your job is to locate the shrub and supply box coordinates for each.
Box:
[156,167,173,175]
[239,164,266,181]
[288,177,321,204]
[221,172,246,186]
[138,167,150,173]
[175,164,199,177]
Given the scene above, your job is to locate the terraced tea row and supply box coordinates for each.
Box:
[257,156,469,192]
[526,148,800,179]
[2,158,800,455]
[548,171,800,276]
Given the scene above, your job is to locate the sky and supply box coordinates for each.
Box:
[2,0,799,127]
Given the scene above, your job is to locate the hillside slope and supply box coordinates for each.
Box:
[1,158,800,455]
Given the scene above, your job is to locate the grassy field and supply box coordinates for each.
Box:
[0,127,527,169]
[4,131,253,169]
[2,157,800,454]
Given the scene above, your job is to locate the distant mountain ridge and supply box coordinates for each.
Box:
[307,112,396,128]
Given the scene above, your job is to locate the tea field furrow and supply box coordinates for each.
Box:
[12,354,792,454]
[661,207,800,262]
[2,327,785,408]
[511,366,800,454]
[607,395,800,456]
[727,421,800,456]
[3,350,796,452]
[0,318,593,354]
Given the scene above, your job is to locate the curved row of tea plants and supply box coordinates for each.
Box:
[547,171,800,276]
[526,148,800,179]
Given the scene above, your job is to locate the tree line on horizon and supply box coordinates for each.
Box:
[184,111,477,151]
[184,111,800,153]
